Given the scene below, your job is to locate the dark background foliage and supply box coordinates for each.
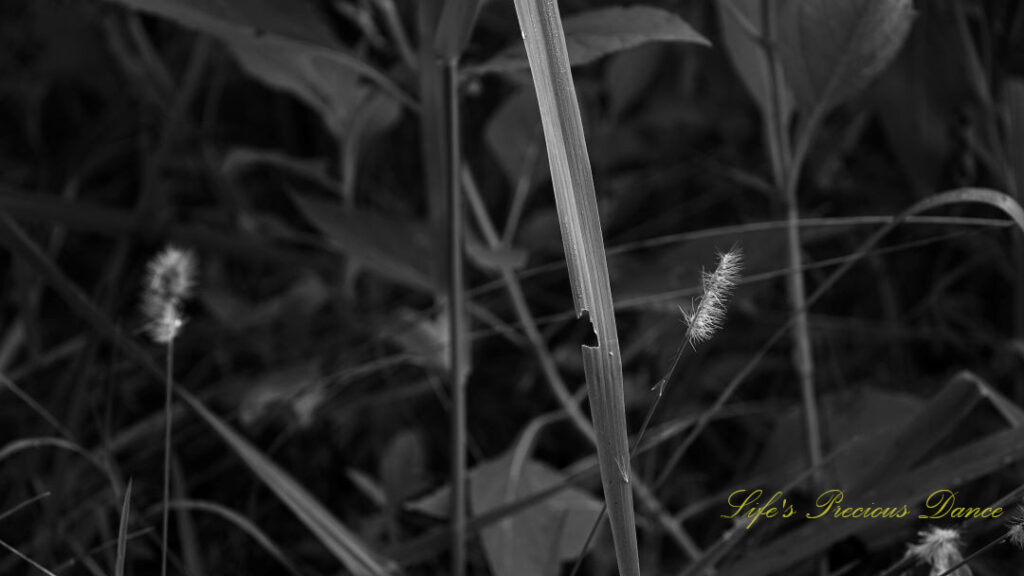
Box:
[1,0,1024,575]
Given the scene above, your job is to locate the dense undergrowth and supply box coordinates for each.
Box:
[2,0,1024,575]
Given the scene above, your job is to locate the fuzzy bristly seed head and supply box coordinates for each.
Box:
[683,248,742,344]
[142,246,197,344]
[1008,506,1024,549]
[906,526,969,576]
[146,246,196,301]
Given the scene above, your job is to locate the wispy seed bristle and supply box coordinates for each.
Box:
[683,248,742,344]
[906,526,969,576]
[1008,506,1024,549]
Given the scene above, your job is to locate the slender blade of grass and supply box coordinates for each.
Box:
[510,2,639,575]
[116,480,132,576]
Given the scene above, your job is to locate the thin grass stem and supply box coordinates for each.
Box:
[444,57,468,576]
[161,339,173,576]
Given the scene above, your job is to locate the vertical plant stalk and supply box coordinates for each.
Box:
[761,0,824,488]
[418,0,450,292]
[432,1,480,572]
[444,58,469,576]
[162,340,174,576]
[511,1,640,575]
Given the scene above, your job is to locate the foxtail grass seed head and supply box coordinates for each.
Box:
[906,527,970,576]
[142,246,197,344]
[683,248,742,344]
[1008,506,1024,549]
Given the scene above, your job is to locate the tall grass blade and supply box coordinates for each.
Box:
[510,1,639,575]
[115,480,132,576]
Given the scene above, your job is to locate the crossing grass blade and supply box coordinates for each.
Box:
[509,1,640,575]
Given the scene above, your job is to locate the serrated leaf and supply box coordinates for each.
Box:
[476,6,709,73]
[779,0,915,114]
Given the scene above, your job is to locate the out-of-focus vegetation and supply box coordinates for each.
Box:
[2,0,1024,575]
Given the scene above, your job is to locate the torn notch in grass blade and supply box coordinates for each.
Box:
[510,1,640,575]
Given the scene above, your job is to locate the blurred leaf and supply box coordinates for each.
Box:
[869,0,986,193]
[204,273,328,332]
[102,0,411,135]
[292,193,435,291]
[485,88,548,187]
[408,452,602,576]
[474,454,602,576]
[848,374,981,491]
[434,0,484,59]
[292,194,524,290]
[752,387,923,487]
[225,39,364,137]
[107,0,337,45]
[717,0,793,119]
[779,0,915,115]
[381,429,428,507]
[382,308,448,371]
[604,44,663,117]
[476,6,709,73]
[237,362,325,429]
